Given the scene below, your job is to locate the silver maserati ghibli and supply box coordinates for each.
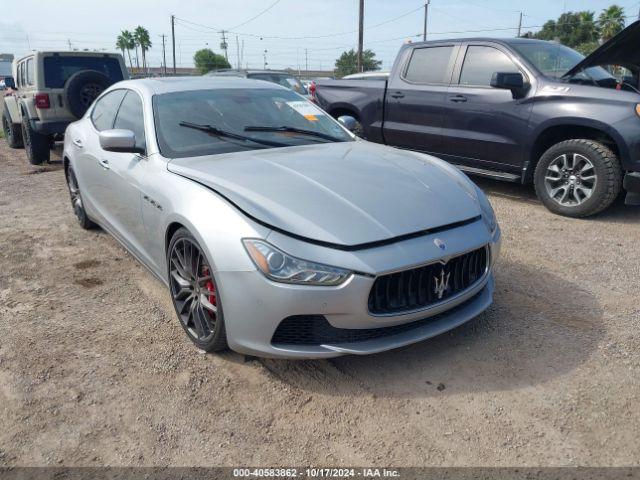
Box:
[63,77,501,358]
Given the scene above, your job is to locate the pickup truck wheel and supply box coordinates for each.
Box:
[21,116,50,165]
[2,108,23,148]
[65,166,97,230]
[534,139,622,218]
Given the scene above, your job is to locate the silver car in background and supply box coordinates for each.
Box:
[63,77,501,358]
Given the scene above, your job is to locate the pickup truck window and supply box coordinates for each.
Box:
[459,46,519,87]
[404,46,455,84]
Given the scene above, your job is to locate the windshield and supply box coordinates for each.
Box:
[43,56,124,88]
[248,73,308,95]
[153,88,353,158]
[511,42,613,81]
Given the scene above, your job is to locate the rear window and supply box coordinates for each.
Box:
[43,56,124,89]
[248,73,308,95]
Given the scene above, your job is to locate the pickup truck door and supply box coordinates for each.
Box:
[383,44,460,155]
[441,43,533,171]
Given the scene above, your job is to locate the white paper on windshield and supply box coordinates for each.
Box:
[287,101,325,121]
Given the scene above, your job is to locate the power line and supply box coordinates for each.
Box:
[228,0,282,31]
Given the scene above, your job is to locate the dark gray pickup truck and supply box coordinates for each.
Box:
[315,22,640,217]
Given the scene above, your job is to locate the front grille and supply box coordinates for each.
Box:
[368,246,488,315]
[271,292,481,346]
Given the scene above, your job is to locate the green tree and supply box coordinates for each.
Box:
[534,11,599,49]
[134,26,152,71]
[599,4,626,41]
[334,49,382,78]
[194,49,231,74]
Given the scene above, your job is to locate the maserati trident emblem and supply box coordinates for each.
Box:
[434,238,446,251]
[434,268,451,300]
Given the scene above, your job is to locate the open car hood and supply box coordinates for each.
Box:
[563,20,640,78]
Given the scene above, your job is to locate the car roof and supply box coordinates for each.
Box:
[112,76,291,96]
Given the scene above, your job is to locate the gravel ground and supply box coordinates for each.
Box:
[0,141,639,467]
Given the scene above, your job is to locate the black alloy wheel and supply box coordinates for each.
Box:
[168,228,228,352]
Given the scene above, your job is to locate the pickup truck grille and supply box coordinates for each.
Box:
[368,246,488,315]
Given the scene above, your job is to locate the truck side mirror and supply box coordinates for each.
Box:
[4,76,15,89]
[490,72,526,98]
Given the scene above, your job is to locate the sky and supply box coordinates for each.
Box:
[1,0,639,72]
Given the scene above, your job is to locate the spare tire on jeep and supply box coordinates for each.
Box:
[64,70,113,119]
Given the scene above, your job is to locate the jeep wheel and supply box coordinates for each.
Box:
[64,70,113,119]
[534,139,622,218]
[2,107,23,148]
[21,116,50,165]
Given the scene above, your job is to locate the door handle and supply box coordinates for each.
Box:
[390,91,405,99]
[449,95,467,103]
[98,159,110,170]
[72,138,83,148]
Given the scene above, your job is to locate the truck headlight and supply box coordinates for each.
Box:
[243,239,352,286]
[476,186,497,234]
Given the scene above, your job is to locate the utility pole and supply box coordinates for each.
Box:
[67,39,72,51]
[423,0,430,41]
[220,30,229,62]
[305,48,308,78]
[235,35,240,69]
[160,34,167,76]
[171,15,176,74]
[357,0,364,72]
[263,50,268,69]
[637,5,640,20]
[517,11,523,38]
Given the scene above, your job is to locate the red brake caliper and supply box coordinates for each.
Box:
[202,266,217,309]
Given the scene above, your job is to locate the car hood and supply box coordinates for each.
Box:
[167,141,481,248]
[563,20,640,78]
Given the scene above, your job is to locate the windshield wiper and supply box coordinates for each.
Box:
[178,121,287,147]
[244,125,343,142]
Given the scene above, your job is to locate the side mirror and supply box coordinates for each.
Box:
[490,72,526,98]
[99,129,144,154]
[338,115,357,132]
[4,76,15,89]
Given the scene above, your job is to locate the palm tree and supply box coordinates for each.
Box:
[116,34,128,67]
[599,5,626,41]
[134,26,152,72]
[120,30,135,70]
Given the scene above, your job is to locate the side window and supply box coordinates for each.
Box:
[114,91,146,153]
[26,59,34,86]
[404,46,455,84]
[18,63,24,88]
[91,90,126,131]
[459,46,520,87]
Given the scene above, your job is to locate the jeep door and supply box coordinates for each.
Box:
[442,42,534,171]
[383,43,460,155]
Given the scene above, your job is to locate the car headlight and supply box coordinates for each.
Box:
[242,239,352,286]
[476,186,497,234]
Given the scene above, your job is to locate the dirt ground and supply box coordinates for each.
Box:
[0,141,639,468]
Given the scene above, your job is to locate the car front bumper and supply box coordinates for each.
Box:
[216,224,501,359]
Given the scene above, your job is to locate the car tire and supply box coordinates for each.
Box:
[534,139,622,218]
[168,228,229,352]
[65,166,97,230]
[64,70,113,119]
[21,116,50,165]
[2,107,23,148]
